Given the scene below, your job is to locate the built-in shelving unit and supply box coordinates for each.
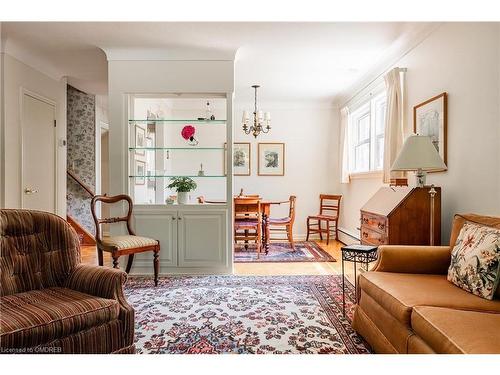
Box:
[108,55,234,276]
[128,96,228,205]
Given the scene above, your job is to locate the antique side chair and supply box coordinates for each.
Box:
[266,195,297,249]
[306,194,342,245]
[91,194,160,286]
[234,197,263,257]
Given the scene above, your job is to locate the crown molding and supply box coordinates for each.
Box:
[2,38,65,82]
[103,47,237,61]
[333,22,443,107]
[233,97,338,110]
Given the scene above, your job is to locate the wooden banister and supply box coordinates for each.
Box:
[67,169,95,197]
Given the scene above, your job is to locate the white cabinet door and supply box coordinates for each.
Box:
[177,209,227,268]
[133,211,177,269]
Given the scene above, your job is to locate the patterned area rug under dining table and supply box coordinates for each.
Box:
[233,241,335,263]
[124,275,370,354]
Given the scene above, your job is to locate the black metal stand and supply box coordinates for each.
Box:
[341,244,378,316]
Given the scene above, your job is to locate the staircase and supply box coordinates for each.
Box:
[67,169,96,246]
[67,215,96,245]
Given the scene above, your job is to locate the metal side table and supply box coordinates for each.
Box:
[341,244,378,316]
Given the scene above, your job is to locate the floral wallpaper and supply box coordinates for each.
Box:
[66,85,96,235]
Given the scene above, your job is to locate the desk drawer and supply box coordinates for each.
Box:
[360,226,388,245]
[361,212,387,234]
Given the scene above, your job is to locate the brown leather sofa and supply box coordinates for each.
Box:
[352,214,500,354]
[0,209,135,354]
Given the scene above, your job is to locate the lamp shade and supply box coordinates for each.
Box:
[391,135,447,172]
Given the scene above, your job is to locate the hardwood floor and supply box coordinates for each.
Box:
[80,240,361,282]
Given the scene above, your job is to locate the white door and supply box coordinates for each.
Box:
[177,209,227,268]
[22,93,56,212]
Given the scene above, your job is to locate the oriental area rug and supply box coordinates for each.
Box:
[124,275,371,354]
[233,241,335,263]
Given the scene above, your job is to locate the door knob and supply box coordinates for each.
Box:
[24,187,39,195]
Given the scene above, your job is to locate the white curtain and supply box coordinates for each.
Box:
[339,106,350,184]
[382,67,406,183]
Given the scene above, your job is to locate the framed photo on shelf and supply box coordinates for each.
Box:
[413,92,447,167]
[258,142,285,176]
[224,142,251,176]
[135,125,146,156]
[134,160,146,185]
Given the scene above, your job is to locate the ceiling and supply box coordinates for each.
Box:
[1,22,437,103]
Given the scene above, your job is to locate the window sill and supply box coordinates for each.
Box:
[349,170,383,180]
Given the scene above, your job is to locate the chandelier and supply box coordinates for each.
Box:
[242,85,271,138]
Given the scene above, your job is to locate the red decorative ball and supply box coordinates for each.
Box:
[181,125,195,140]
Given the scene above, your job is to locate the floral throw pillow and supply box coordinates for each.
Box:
[447,222,500,300]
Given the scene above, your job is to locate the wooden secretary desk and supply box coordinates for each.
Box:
[360,186,441,246]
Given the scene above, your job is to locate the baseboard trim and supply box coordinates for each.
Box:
[338,227,361,245]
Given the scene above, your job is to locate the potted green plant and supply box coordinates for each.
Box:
[167,177,197,204]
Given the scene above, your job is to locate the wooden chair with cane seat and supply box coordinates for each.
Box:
[91,194,160,286]
[234,197,263,257]
[306,194,342,245]
[266,196,297,250]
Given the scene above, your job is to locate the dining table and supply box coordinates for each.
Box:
[200,196,286,253]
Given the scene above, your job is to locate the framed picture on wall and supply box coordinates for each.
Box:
[258,142,285,176]
[413,92,447,168]
[224,142,251,176]
[134,160,146,185]
[135,125,146,156]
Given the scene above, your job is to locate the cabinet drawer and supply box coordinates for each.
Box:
[361,212,387,234]
[360,226,388,245]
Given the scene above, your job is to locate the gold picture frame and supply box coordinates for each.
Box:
[134,160,146,185]
[224,142,251,176]
[258,142,285,176]
[413,92,447,168]
[135,125,146,156]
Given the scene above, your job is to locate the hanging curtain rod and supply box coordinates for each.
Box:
[341,67,407,108]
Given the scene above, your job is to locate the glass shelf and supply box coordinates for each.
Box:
[129,147,224,151]
[129,119,226,124]
[129,175,226,178]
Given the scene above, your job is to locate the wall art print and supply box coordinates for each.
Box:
[135,125,146,156]
[258,142,285,176]
[224,142,251,176]
[413,92,447,167]
[135,160,146,185]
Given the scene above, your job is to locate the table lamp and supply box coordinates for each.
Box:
[391,135,446,187]
[391,134,446,245]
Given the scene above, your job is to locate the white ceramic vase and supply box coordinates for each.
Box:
[177,191,190,205]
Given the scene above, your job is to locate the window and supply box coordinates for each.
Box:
[348,92,387,174]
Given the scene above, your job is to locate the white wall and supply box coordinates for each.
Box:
[233,101,338,239]
[336,23,500,245]
[0,53,67,217]
[95,94,108,196]
[0,23,4,208]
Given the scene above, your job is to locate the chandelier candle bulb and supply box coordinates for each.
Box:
[242,111,249,121]
[265,112,271,120]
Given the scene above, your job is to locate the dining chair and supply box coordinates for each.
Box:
[233,197,263,257]
[306,194,342,245]
[91,194,160,286]
[266,196,297,249]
